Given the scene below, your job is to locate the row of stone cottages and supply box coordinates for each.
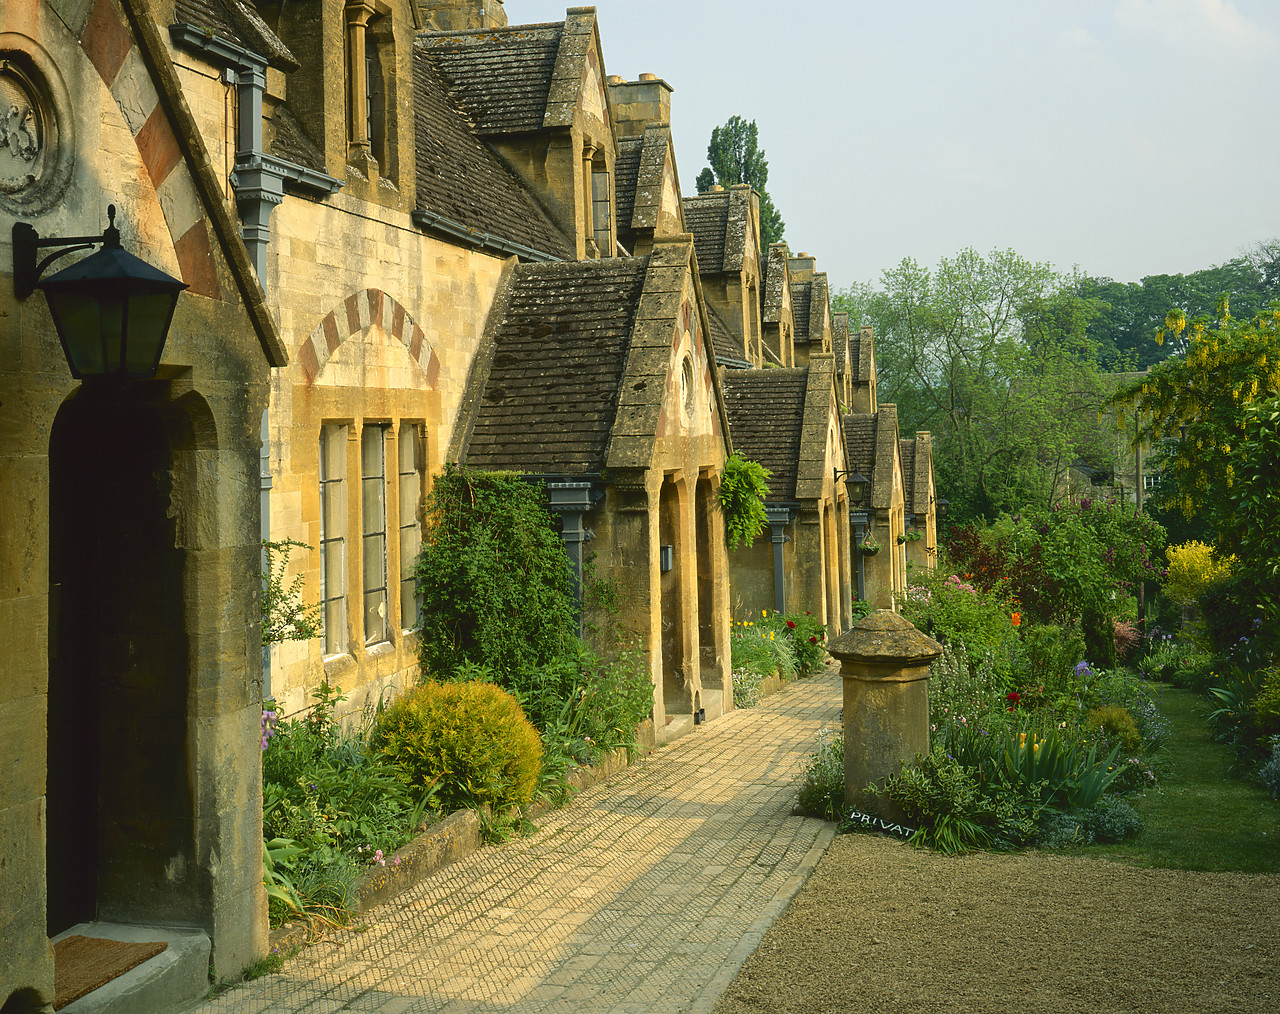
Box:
[0,0,937,1001]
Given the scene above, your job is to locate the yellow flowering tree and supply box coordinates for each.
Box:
[1112,301,1280,646]
[1111,299,1280,526]
[1163,541,1235,608]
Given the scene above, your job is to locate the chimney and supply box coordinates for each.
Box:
[420,0,508,31]
[607,73,674,139]
[788,251,817,278]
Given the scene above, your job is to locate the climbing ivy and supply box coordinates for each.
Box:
[414,465,576,680]
[720,453,772,550]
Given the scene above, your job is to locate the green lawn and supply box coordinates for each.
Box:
[1084,683,1280,873]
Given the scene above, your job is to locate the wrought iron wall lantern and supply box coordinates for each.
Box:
[834,468,869,503]
[12,205,187,379]
[935,498,949,518]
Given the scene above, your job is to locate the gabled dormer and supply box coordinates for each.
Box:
[420,7,620,260]
[611,122,685,257]
[832,311,853,407]
[850,323,878,413]
[253,0,421,208]
[786,252,832,366]
[683,184,763,366]
[760,241,795,366]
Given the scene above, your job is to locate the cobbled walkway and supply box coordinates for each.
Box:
[199,669,842,1014]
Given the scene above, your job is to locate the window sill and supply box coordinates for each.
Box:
[323,652,357,678]
[366,640,396,660]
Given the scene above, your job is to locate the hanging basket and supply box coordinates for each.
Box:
[861,541,881,557]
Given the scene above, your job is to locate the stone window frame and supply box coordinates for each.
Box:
[361,422,391,648]
[396,421,425,631]
[319,422,349,657]
[345,0,398,181]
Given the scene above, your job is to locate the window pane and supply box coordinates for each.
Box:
[319,423,348,656]
[361,425,388,646]
[398,424,423,629]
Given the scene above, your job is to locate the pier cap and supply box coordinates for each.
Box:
[828,609,944,668]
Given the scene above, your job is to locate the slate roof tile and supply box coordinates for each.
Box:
[172,0,297,68]
[268,102,326,175]
[707,302,748,368]
[900,439,918,514]
[418,23,563,136]
[614,137,643,245]
[465,258,650,474]
[682,191,729,274]
[833,313,850,375]
[721,369,809,500]
[790,280,812,341]
[412,53,571,259]
[844,413,878,499]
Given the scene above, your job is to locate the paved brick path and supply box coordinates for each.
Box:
[201,669,842,1014]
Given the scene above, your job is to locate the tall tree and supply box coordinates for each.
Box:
[695,115,785,248]
[835,249,1113,523]
[1077,253,1278,371]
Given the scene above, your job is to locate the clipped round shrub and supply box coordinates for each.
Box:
[1086,705,1143,754]
[375,680,542,813]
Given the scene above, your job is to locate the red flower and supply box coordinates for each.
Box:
[809,635,817,643]
[786,620,796,629]
[1006,691,1021,705]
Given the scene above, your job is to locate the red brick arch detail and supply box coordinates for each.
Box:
[79,0,221,298]
[296,289,438,386]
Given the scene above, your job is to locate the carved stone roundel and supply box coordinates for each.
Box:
[0,38,74,216]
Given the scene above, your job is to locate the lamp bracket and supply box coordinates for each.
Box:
[13,204,121,300]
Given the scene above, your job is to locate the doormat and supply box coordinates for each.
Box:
[53,935,168,1010]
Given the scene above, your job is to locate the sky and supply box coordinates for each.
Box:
[511,0,1279,295]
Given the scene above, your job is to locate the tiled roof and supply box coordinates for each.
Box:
[707,302,748,368]
[849,327,874,383]
[844,413,877,500]
[464,257,649,474]
[721,369,809,500]
[762,243,790,324]
[417,22,563,135]
[871,404,900,511]
[900,439,918,514]
[682,191,729,274]
[268,103,325,175]
[790,279,812,341]
[614,137,643,244]
[412,53,571,259]
[832,312,849,375]
[172,0,297,69]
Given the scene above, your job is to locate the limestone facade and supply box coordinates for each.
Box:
[1,0,285,1003]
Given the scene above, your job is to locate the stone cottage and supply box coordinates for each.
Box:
[720,356,854,632]
[452,235,734,738]
[2,0,287,1005]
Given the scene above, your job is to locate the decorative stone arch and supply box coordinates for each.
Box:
[297,288,439,386]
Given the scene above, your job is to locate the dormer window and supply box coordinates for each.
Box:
[345,1,396,181]
[366,32,384,165]
[592,160,612,256]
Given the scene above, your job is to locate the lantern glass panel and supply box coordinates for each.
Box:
[124,288,179,375]
[49,288,109,375]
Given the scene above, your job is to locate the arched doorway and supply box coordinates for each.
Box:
[47,389,195,934]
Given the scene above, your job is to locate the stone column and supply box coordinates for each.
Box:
[827,610,942,814]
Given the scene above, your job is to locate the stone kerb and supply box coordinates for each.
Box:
[827,609,942,815]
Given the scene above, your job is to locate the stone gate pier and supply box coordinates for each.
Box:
[827,609,943,814]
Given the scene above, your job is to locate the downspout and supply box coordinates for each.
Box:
[545,481,602,635]
[764,506,794,615]
[260,408,272,695]
[169,24,342,278]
